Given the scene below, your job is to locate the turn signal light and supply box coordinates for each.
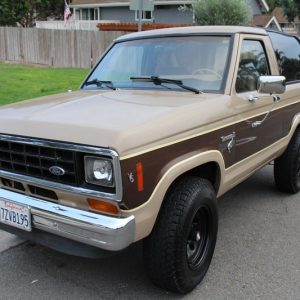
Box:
[136,162,144,192]
[87,198,119,215]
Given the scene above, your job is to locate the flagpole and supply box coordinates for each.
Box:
[64,0,72,27]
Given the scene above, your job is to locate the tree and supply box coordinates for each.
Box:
[193,0,251,26]
[0,0,64,27]
[280,0,298,22]
[267,0,281,11]
[0,1,26,26]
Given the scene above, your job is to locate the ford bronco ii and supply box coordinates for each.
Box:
[0,26,300,293]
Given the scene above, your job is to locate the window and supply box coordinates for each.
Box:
[94,8,99,20]
[135,10,152,21]
[269,31,300,82]
[236,40,270,93]
[75,10,80,20]
[89,8,95,20]
[81,8,89,20]
[83,36,231,93]
[80,8,99,20]
[90,43,144,81]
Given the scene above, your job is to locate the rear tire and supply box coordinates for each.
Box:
[143,176,218,294]
[274,128,300,193]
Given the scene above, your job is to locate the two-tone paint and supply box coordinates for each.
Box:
[0,27,300,243]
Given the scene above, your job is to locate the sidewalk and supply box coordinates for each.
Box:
[0,230,24,252]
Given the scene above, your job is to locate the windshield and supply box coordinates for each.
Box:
[82,35,231,93]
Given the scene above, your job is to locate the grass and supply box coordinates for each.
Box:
[0,62,89,106]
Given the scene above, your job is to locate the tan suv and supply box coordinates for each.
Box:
[0,26,300,294]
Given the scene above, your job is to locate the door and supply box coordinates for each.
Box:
[232,35,284,163]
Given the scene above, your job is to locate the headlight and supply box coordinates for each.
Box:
[84,156,114,187]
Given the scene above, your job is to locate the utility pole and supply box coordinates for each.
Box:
[138,0,142,32]
[130,0,154,32]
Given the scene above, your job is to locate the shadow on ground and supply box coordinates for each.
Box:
[0,165,299,299]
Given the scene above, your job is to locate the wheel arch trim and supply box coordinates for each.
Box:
[291,112,300,138]
[123,150,225,241]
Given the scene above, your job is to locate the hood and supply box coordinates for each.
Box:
[0,90,230,157]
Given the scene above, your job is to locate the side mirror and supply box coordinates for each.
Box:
[257,76,286,94]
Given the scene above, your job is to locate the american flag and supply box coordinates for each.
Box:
[64,0,72,25]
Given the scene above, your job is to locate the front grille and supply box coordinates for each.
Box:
[1,177,25,191]
[0,135,120,201]
[0,140,78,186]
[0,177,58,202]
[0,176,58,202]
[28,185,58,201]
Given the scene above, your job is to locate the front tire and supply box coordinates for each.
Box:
[274,128,300,193]
[143,177,218,294]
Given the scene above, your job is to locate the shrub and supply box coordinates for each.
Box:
[193,0,251,26]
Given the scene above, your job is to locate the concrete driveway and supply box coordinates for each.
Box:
[0,165,299,299]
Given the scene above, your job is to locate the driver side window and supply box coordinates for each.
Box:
[236,40,270,93]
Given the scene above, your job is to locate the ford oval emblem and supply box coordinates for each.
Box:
[49,166,65,176]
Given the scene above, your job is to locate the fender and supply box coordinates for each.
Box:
[122,150,225,241]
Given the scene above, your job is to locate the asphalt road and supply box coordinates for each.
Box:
[0,165,299,300]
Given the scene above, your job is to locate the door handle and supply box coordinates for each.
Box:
[247,95,258,102]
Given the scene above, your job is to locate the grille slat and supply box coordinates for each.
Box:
[0,141,77,185]
[0,159,75,174]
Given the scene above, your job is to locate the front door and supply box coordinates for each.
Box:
[233,35,283,163]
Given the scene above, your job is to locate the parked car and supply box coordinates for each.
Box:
[0,26,300,294]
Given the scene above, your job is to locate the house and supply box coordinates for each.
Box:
[252,14,282,31]
[252,7,300,35]
[272,7,300,35]
[69,0,270,25]
[69,0,193,24]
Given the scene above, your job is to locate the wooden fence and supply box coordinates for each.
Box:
[0,27,127,68]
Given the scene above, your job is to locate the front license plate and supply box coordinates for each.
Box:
[0,200,31,232]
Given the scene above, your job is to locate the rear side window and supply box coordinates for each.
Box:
[269,32,300,82]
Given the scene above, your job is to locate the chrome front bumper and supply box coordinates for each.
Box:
[0,188,135,251]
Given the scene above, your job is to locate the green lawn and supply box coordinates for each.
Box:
[0,63,89,106]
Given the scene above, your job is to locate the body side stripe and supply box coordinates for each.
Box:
[120,98,300,161]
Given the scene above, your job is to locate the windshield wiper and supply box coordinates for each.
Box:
[84,79,116,90]
[130,76,203,94]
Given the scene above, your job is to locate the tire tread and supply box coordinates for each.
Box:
[143,176,217,294]
[274,128,300,193]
